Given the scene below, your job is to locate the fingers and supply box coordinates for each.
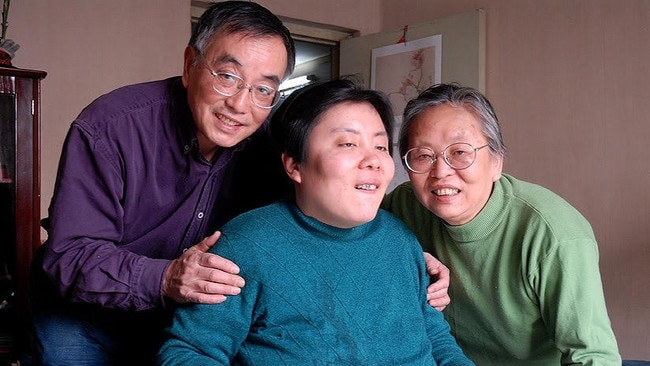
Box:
[199,261,244,288]
[423,251,451,311]
[428,297,450,312]
[163,250,244,304]
[427,284,451,311]
[197,279,241,298]
[181,237,240,275]
[186,281,238,305]
[192,293,228,304]
[424,252,446,275]
[182,268,244,304]
[203,250,240,276]
[423,251,450,284]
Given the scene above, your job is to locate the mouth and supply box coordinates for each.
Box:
[355,184,378,191]
[218,113,242,127]
[432,188,460,196]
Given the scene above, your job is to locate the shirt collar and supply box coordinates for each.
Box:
[170,77,197,157]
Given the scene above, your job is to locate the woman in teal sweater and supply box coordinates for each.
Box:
[158,79,474,365]
[382,83,620,365]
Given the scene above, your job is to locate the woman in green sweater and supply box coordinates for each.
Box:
[382,83,621,365]
[158,79,474,365]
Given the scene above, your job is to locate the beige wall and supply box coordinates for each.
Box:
[11,0,189,239]
[8,0,649,359]
[254,0,382,35]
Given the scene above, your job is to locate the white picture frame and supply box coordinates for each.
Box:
[370,34,442,190]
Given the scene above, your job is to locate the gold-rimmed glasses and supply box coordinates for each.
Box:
[205,67,282,109]
[403,143,489,173]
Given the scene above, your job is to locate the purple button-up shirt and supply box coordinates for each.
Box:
[36,77,290,310]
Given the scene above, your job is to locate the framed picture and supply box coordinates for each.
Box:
[371,34,442,121]
[370,34,442,190]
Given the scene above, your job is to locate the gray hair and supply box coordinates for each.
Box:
[399,83,507,161]
[189,1,296,79]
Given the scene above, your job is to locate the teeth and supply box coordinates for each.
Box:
[433,188,459,196]
[219,114,239,126]
[355,184,377,191]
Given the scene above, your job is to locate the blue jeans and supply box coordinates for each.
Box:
[29,255,171,366]
[30,301,170,366]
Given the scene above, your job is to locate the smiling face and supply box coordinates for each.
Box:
[182,31,288,161]
[283,102,395,228]
[407,104,503,225]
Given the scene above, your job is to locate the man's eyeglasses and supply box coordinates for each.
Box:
[403,143,489,173]
[206,67,282,109]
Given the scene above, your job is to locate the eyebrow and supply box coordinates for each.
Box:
[332,127,389,138]
[212,54,281,85]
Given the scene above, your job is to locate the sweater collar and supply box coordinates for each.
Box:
[286,201,373,242]
[444,176,509,243]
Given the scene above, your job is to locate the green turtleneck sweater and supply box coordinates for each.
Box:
[382,173,620,365]
[158,200,474,366]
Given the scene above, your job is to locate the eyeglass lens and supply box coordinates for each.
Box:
[404,143,480,172]
[212,72,280,108]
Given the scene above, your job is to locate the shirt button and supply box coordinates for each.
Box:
[197,212,204,219]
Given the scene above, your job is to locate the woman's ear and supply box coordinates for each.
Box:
[491,155,504,182]
[281,153,302,184]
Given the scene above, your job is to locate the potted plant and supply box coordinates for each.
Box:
[0,0,19,66]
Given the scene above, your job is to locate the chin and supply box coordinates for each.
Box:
[430,207,453,222]
[356,212,379,224]
[214,133,243,147]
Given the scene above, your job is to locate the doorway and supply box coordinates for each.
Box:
[279,40,334,94]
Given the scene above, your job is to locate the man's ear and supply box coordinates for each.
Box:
[281,153,302,184]
[182,46,196,88]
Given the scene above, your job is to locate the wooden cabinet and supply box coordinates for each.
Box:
[0,66,46,363]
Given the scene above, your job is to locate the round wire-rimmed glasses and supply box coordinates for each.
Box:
[206,67,282,109]
[403,143,489,173]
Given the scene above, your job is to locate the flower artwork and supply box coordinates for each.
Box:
[371,34,441,119]
[389,49,429,105]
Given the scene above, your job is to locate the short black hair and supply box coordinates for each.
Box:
[270,77,395,163]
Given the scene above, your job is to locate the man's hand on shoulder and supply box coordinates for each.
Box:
[162,231,245,304]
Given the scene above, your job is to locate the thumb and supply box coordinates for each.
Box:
[195,231,222,252]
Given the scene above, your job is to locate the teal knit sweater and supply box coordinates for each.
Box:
[158,201,474,365]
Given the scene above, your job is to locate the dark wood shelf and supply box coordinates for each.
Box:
[0,66,46,363]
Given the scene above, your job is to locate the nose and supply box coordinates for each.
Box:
[225,87,251,111]
[428,154,453,178]
[360,148,382,170]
